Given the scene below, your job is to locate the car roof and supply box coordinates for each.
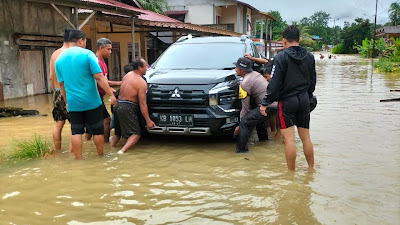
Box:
[176,36,251,44]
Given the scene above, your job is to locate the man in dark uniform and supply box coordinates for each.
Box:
[260,26,317,171]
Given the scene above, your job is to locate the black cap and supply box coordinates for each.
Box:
[234,57,253,73]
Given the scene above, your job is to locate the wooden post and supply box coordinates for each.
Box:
[140,32,147,61]
[131,16,135,60]
[236,4,241,33]
[79,11,96,30]
[172,31,177,43]
[90,17,97,53]
[269,18,272,57]
[51,4,75,28]
[242,6,247,34]
[265,19,269,58]
[0,82,3,101]
[74,7,79,29]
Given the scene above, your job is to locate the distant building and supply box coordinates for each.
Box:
[164,0,274,36]
[164,0,276,57]
[375,26,400,39]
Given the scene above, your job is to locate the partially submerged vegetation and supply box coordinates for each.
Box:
[7,134,54,160]
[356,37,400,72]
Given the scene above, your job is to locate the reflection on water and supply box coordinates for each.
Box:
[0,55,399,224]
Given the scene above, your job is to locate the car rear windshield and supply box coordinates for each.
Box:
[153,42,246,70]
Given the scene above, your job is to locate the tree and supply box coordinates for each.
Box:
[340,18,373,53]
[388,2,400,25]
[310,11,330,27]
[134,0,170,14]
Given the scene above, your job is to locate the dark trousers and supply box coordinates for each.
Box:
[236,106,277,153]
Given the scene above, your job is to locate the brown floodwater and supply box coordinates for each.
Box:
[0,55,399,224]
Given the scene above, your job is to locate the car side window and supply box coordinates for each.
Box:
[248,43,255,57]
[251,43,260,58]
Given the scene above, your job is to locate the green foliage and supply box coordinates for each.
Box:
[356,38,397,58]
[340,18,374,54]
[300,38,317,51]
[297,11,339,45]
[374,58,399,72]
[355,38,373,57]
[136,0,170,14]
[332,43,345,54]
[390,37,400,51]
[389,2,400,26]
[8,135,53,160]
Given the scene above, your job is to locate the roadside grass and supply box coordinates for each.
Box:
[7,134,54,160]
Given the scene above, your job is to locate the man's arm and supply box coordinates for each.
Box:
[49,54,57,91]
[59,82,67,105]
[261,55,285,106]
[137,80,155,129]
[240,96,251,119]
[309,55,317,96]
[93,73,116,105]
[108,80,122,86]
[244,53,268,64]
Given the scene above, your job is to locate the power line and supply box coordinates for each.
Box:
[378,0,389,16]
[377,0,400,15]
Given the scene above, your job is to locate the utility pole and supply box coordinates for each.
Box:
[372,0,378,58]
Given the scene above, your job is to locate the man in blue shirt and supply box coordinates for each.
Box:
[55,29,116,160]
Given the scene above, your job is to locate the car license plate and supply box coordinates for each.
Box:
[158,114,193,126]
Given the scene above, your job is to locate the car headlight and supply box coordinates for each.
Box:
[209,80,238,106]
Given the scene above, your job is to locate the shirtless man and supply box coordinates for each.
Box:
[49,28,72,151]
[111,58,155,154]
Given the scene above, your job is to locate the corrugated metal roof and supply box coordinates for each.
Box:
[376,26,400,34]
[93,14,242,37]
[134,19,241,37]
[79,0,241,36]
[80,0,180,23]
[259,11,277,21]
[233,0,258,11]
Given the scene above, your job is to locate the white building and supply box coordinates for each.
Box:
[164,0,275,38]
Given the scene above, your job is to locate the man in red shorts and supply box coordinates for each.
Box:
[260,26,317,171]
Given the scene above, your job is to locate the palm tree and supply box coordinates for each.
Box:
[389,2,400,26]
[136,0,170,15]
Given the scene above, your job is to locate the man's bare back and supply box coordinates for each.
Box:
[49,46,68,90]
[118,71,146,103]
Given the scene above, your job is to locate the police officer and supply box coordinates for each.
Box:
[234,57,277,153]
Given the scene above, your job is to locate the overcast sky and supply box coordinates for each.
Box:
[242,0,394,27]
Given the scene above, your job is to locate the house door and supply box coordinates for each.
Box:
[110,42,121,81]
[20,50,45,96]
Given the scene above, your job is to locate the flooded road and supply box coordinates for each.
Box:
[0,55,399,224]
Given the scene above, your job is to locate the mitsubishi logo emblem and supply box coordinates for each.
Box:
[171,88,181,98]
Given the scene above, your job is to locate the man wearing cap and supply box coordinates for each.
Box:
[234,57,277,153]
